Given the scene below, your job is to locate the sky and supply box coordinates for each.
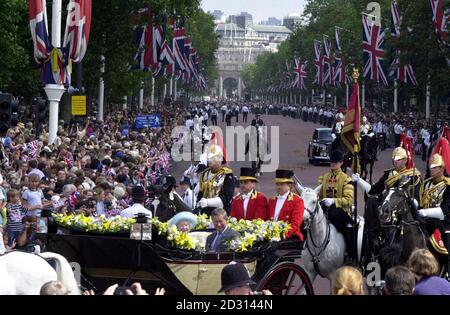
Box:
[200,0,307,23]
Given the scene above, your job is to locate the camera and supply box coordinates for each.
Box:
[114,286,137,295]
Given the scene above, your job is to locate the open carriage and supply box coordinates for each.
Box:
[42,228,314,295]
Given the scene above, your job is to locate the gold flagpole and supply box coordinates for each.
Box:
[352,68,360,266]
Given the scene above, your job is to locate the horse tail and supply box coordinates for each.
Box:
[39,252,80,295]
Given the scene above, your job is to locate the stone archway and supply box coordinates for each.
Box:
[223,77,238,99]
[217,72,243,99]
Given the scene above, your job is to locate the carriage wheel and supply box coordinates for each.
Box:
[256,262,314,295]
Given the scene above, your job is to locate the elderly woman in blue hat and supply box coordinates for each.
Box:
[168,211,198,233]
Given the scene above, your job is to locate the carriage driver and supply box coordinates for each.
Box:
[418,153,450,255]
[197,144,235,216]
[317,151,355,260]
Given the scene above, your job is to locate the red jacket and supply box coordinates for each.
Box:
[231,191,268,220]
[267,192,304,240]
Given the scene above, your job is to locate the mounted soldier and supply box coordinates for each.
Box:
[196,144,235,216]
[418,153,450,256]
[331,113,345,152]
[352,147,422,252]
[246,113,266,177]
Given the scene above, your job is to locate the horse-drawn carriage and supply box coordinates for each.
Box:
[41,228,315,295]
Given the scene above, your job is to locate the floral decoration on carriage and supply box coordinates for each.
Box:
[52,213,291,253]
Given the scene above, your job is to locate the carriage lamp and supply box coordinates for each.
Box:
[130,213,152,241]
[38,209,52,234]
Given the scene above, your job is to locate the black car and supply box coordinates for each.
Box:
[307,128,333,165]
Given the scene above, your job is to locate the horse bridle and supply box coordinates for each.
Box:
[303,196,331,278]
[379,188,409,226]
[379,188,427,246]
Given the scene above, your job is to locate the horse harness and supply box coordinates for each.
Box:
[303,199,331,278]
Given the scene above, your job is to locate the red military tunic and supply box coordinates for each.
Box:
[267,191,304,240]
[230,190,268,220]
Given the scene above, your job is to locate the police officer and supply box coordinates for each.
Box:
[318,151,355,259]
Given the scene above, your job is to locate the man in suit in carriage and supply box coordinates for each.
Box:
[230,167,268,221]
[206,208,240,252]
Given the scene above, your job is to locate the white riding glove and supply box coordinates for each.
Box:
[323,198,335,207]
[198,197,224,209]
[331,133,337,140]
[352,173,372,194]
[418,207,445,220]
[351,173,361,182]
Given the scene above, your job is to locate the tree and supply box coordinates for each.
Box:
[0,0,39,98]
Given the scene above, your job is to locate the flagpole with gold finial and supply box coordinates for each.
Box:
[352,68,360,266]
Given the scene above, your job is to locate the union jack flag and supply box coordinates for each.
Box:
[154,17,175,77]
[63,0,92,63]
[429,0,448,46]
[183,38,197,82]
[29,0,71,85]
[189,44,200,82]
[313,40,324,87]
[293,57,307,90]
[29,0,51,64]
[142,10,160,73]
[323,35,334,86]
[333,27,351,86]
[26,140,40,161]
[389,0,418,86]
[171,20,189,79]
[362,15,389,86]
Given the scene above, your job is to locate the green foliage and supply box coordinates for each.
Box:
[0,0,39,97]
[245,0,449,110]
[0,0,217,101]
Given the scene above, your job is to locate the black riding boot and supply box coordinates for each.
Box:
[345,227,357,263]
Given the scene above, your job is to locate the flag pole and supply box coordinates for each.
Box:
[352,68,360,266]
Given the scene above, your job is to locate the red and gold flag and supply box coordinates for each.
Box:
[341,81,361,154]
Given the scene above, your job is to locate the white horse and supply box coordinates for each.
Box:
[300,186,364,282]
[0,244,80,295]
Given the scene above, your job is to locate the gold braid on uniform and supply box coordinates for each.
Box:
[420,177,450,208]
[318,170,354,216]
[199,167,233,199]
[385,167,421,188]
